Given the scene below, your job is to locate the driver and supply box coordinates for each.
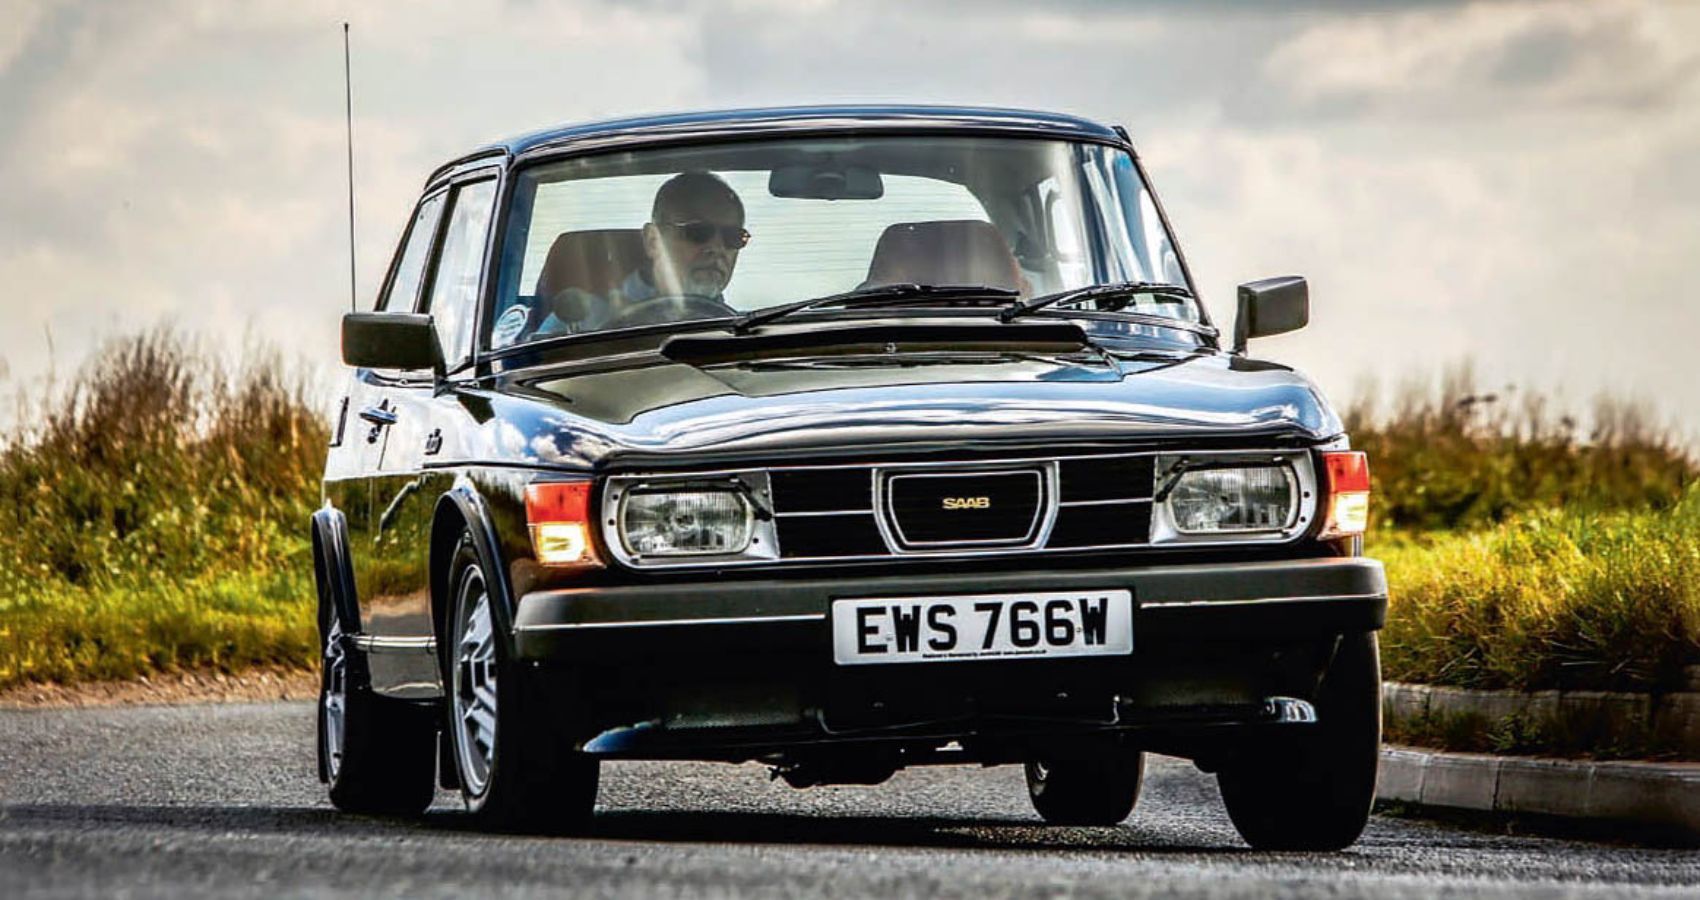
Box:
[528,171,748,337]
[634,170,748,306]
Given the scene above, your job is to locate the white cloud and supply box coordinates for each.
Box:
[1264,0,1700,116]
[0,0,53,74]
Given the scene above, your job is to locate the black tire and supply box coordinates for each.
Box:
[1216,632,1382,851]
[318,600,437,816]
[1025,748,1144,826]
[444,534,599,833]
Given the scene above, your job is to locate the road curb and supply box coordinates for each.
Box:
[1383,681,1700,757]
[1378,744,1700,837]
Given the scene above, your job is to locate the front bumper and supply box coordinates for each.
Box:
[512,556,1386,662]
[510,557,1386,761]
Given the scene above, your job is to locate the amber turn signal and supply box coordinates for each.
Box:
[523,481,602,568]
[1318,451,1371,539]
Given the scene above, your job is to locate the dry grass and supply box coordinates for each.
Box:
[0,329,325,688]
[1346,363,1695,531]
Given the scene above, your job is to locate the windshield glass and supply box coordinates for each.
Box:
[488,135,1198,350]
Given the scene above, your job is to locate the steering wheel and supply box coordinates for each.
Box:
[602,294,739,330]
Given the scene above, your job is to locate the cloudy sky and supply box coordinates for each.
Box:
[2,0,1697,437]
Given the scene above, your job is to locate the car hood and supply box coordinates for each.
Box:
[455,351,1343,470]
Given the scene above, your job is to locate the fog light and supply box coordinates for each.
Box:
[532,522,591,565]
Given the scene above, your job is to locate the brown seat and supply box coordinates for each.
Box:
[864,220,1025,295]
[533,229,647,299]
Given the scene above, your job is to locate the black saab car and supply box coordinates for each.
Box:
[314,105,1386,850]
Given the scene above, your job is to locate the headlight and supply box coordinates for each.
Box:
[620,490,753,557]
[1164,465,1297,534]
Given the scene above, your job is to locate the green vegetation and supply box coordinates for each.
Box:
[0,331,323,689]
[1374,491,1700,693]
[1345,364,1695,531]
[1350,366,1700,695]
[1384,701,1693,762]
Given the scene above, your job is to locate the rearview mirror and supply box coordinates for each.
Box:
[1232,276,1309,354]
[768,163,884,200]
[342,312,443,374]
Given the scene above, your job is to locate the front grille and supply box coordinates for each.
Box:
[770,467,871,513]
[1058,455,1154,503]
[609,447,1316,569]
[884,470,1044,547]
[1047,501,1152,549]
[773,512,888,558]
[768,450,1159,561]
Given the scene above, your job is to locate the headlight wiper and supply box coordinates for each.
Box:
[998,281,1195,323]
[732,282,1019,335]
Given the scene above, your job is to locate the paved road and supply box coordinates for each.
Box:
[1,703,1696,898]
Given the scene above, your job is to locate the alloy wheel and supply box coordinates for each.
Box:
[452,566,499,798]
[321,616,347,780]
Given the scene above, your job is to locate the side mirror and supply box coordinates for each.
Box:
[1232,276,1309,354]
[342,312,443,375]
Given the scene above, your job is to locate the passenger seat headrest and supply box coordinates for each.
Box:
[865,220,1025,295]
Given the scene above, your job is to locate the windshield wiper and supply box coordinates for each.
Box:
[732,283,1019,334]
[998,281,1194,323]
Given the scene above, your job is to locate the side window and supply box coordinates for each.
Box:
[377,193,446,312]
[423,179,497,368]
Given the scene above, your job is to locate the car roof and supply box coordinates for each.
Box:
[433,105,1127,181]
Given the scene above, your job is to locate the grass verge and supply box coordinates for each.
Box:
[1376,486,1700,694]
[0,567,316,687]
[1383,704,1695,762]
[0,329,322,690]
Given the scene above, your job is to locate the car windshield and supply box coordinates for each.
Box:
[488,134,1201,350]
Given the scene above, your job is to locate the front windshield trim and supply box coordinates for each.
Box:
[510,120,1132,170]
[484,131,1208,356]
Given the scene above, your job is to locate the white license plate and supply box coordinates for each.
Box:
[831,590,1133,666]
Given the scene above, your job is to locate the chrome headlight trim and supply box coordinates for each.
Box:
[602,470,781,569]
[1148,451,1317,545]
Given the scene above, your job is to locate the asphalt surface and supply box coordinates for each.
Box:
[1,703,1697,898]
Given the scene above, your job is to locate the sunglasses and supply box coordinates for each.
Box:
[662,220,751,249]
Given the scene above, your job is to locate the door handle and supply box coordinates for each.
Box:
[358,404,398,427]
[359,402,397,443]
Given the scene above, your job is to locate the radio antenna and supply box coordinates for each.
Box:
[342,22,357,312]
